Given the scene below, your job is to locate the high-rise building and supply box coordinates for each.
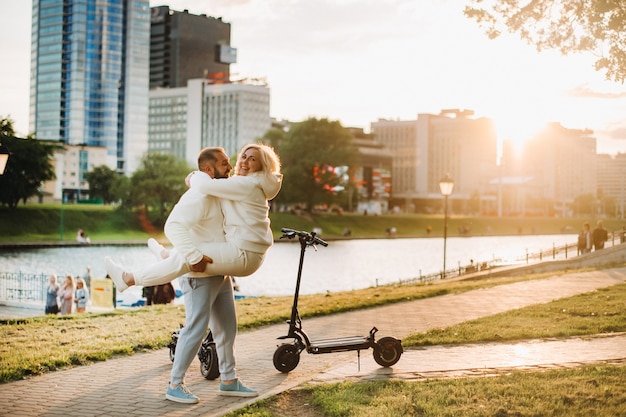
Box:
[372,109,498,213]
[521,123,596,216]
[29,0,150,175]
[150,6,235,89]
[595,153,626,218]
[149,78,271,165]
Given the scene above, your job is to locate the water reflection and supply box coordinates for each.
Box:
[0,234,577,297]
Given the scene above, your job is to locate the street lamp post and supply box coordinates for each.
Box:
[59,197,64,241]
[439,174,454,279]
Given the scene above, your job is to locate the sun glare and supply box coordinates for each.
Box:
[493,113,548,155]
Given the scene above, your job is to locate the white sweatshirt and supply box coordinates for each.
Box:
[189,171,283,254]
[163,185,226,272]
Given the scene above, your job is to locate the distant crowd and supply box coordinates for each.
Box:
[44,265,175,316]
[44,268,92,316]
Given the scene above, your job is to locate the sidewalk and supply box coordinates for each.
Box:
[1,267,625,417]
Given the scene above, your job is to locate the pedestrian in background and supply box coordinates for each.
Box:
[152,283,176,305]
[578,222,592,254]
[83,266,93,292]
[74,277,89,313]
[105,274,117,309]
[76,229,91,244]
[44,274,60,315]
[59,275,76,315]
[142,286,154,306]
[592,220,608,251]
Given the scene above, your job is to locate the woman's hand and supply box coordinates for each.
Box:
[185,171,195,188]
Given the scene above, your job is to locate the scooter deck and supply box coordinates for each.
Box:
[308,335,372,354]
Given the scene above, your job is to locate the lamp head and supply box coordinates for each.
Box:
[439,173,454,196]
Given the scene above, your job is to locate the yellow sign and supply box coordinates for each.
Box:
[90,278,113,309]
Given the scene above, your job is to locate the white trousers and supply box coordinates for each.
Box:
[133,242,264,286]
[170,275,238,384]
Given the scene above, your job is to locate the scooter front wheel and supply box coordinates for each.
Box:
[273,343,300,373]
[373,337,403,367]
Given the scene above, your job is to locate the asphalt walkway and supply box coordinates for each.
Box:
[1,267,625,417]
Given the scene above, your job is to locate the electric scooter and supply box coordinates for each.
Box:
[273,228,403,373]
[168,324,220,380]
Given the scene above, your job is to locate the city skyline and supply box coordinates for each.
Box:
[3,0,626,155]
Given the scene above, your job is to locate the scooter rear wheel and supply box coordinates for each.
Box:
[200,345,220,380]
[198,332,220,380]
[273,343,300,373]
[373,337,402,367]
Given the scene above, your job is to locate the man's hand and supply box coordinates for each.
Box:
[190,255,213,272]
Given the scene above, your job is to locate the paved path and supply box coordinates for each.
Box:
[1,268,625,417]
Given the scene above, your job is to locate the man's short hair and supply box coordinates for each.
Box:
[197,147,226,170]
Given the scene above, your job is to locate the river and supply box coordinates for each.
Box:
[0,234,578,299]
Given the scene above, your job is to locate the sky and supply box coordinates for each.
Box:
[2,0,626,155]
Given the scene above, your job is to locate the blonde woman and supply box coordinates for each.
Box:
[59,275,76,315]
[44,274,60,315]
[106,144,282,291]
[74,277,89,313]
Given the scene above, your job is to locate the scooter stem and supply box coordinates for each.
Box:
[289,235,308,325]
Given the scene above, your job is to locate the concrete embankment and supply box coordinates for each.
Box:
[480,242,626,278]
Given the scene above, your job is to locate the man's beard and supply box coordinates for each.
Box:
[215,168,230,179]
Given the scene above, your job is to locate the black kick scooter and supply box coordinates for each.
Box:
[273,228,403,373]
[168,325,220,380]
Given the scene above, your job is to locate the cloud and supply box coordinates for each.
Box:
[607,127,626,140]
[568,83,626,99]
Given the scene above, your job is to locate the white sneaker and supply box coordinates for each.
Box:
[147,238,166,261]
[104,256,128,292]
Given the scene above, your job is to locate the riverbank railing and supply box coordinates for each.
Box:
[0,272,48,306]
[400,232,625,286]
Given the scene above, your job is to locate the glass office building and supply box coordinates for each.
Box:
[29,0,150,175]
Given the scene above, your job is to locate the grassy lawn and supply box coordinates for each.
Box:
[231,366,626,416]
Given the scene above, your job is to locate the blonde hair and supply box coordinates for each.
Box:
[64,274,76,289]
[235,143,281,176]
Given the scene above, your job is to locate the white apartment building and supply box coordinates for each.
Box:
[34,144,108,204]
[149,79,271,166]
[371,109,498,212]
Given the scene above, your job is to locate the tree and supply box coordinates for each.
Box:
[276,117,358,211]
[260,127,287,151]
[572,193,595,216]
[84,165,118,204]
[0,117,59,209]
[126,153,193,226]
[464,0,626,82]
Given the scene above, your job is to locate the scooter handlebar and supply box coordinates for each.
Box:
[280,227,328,247]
